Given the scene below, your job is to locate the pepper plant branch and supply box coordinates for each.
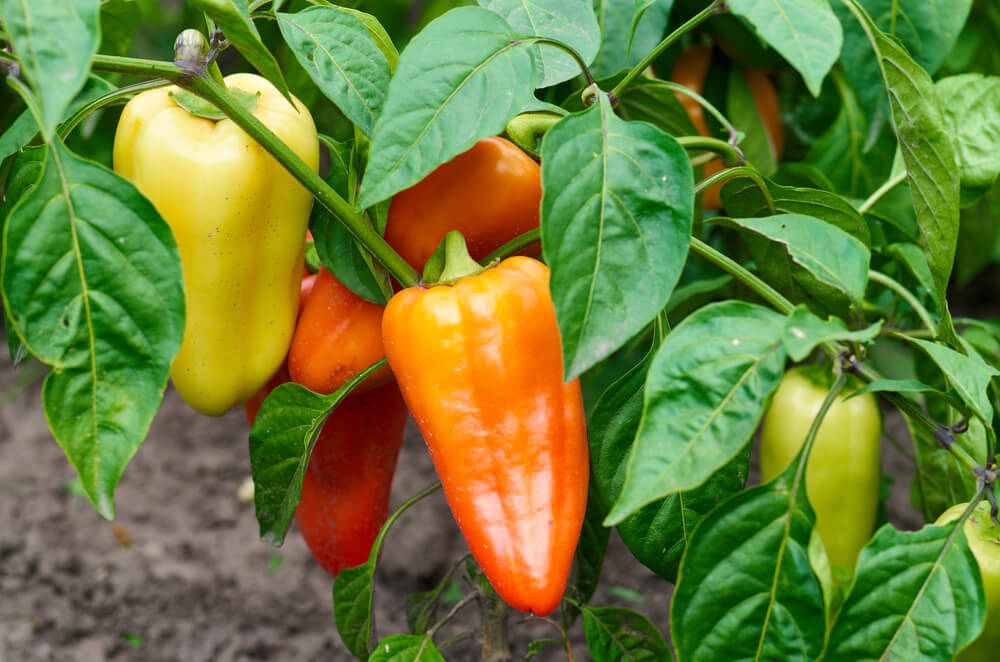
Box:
[90,54,421,288]
[528,37,595,88]
[859,169,906,213]
[481,228,540,265]
[610,0,727,98]
[797,370,848,471]
[59,80,168,140]
[868,269,937,334]
[694,165,776,214]
[660,81,740,146]
[676,136,745,167]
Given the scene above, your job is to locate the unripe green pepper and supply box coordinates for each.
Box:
[936,501,1000,661]
[760,365,882,575]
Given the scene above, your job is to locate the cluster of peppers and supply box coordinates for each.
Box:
[113,74,586,617]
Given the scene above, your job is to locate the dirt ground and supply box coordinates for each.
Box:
[0,355,922,662]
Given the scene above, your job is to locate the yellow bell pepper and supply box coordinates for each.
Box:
[113,73,319,415]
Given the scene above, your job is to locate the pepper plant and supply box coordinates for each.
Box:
[1,0,1000,660]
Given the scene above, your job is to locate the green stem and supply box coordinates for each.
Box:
[796,370,848,470]
[529,37,595,87]
[859,169,906,213]
[476,573,512,662]
[59,80,168,140]
[868,269,936,334]
[660,80,739,145]
[90,54,421,288]
[366,482,442,567]
[695,165,776,214]
[610,0,726,98]
[676,136,744,167]
[689,237,793,314]
[481,228,540,265]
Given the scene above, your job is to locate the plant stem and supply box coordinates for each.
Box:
[610,0,726,98]
[530,37,595,87]
[868,269,937,334]
[796,370,848,472]
[859,169,906,213]
[695,165,776,214]
[481,228,540,265]
[476,574,511,662]
[90,54,421,288]
[676,136,744,167]
[689,237,793,314]
[59,80,168,140]
[429,591,478,635]
[660,80,739,145]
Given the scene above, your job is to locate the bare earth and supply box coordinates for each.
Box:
[0,357,921,661]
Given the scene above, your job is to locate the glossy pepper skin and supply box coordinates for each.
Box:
[760,365,881,574]
[288,268,392,394]
[936,502,1000,662]
[384,137,541,271]
[245,374,407,577]
[114,73,319,416]
[671,46,784,210]
[382,257,589,615]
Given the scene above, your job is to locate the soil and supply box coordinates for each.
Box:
[0,356,922,662]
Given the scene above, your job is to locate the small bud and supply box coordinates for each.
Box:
[581,82,601,108]
[174,29,210,65]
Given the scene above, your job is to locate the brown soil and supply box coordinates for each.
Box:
[0,357,921,661]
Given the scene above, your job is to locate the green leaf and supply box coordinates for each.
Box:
[885,243,941,321]
[248,360,386,545]
[720,176,871,245]
[606,301,786,523]
[277,6,391,138]
[835,0,972,137]
[310,138,391,305]
[167,87,259,121]
[907,338,998,424]
[725,65,777,175]
[805,69,894,198]
[1,141,184,519]
[841,0,961,307]
[850,378,958,403]
[0,76,115,164]
[541,94,693,381]
[568,482,610,608]
[335,6,399,73]
[722,213,871,305]
[0,0,100,139]
[582,606,672,661]
[824,523,986,661]
[336,562,377,658]
[98,0,141,57]
[588,351,749,581]
[369,634,445,662]
[357,7,538,208]
[480,0,601,88]
[671,459,826,661]
[591,0,671,78]
[190,0,292,102]
[628,1,655,56]
[936,74,1000,196]
[782,306,881,362]
[728,0,841,96]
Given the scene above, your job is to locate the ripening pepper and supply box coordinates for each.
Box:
[382,254,589,616]
[245,371,407,577]
[384,137,541,271]
[288,268,392,394]
[936,502,1000,662]
[114,73,319,416]
[760,365,881,574]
